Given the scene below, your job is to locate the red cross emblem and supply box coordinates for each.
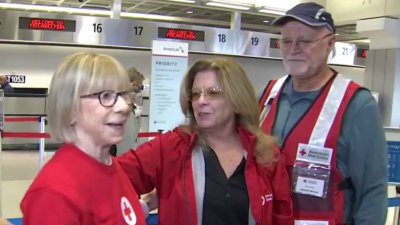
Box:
[120,196,136,225]
[299,149,307,156]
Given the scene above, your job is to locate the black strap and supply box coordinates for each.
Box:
[342,219,354,225]
[339,177,356,225]
[338,177,354,190]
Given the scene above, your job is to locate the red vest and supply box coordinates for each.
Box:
[259,75,360,225]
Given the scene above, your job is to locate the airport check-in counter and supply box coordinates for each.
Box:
[2,88,60,150]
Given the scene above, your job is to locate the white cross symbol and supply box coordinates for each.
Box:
[120,196,137,225]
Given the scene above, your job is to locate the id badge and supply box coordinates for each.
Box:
[294,175,326,197]
[292,144,332,198]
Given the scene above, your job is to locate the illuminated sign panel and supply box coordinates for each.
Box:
[158,27,205,41]
[357,49,367,58]
[19,17,76,32]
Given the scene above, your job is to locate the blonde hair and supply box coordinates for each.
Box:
[47,52,130,142]
[180,58,276,164]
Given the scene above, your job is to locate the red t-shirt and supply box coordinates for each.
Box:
[21,143,146,225]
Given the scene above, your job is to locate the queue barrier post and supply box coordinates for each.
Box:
[3,116,50,169]
[1,115,49,219]
[38,116,46,168]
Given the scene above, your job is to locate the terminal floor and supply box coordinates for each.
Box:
[0,150,399,225]
[1,150,54,220]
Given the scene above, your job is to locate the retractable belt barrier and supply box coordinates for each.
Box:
[1,116,161,168]
[3,118,400,213]
[2,116,161,138]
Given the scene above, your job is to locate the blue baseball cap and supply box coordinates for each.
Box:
[272,2,335,33]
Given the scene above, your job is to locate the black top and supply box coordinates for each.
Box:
[202,148,249,225]
[1,82,14,93]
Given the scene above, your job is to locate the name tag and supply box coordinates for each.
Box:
[295,220,328,225]
[294,176,325,197]
[296,143,333,166]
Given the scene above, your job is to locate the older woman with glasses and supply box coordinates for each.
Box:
[20,52,146,225]
[118,58,292,225]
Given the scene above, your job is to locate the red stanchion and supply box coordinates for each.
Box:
[3,132,50,138]
[5,117,41,122]
[3,114,160,139]
[3,132,159,139]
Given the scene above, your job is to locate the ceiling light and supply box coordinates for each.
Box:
[0,3,111,16]
[206,2,250,10]
[258,8,286,15]
[168,0,196,3]
[121,12,178,21]
[253,0,297,10]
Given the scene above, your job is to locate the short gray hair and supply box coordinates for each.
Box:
[47,52,130,142]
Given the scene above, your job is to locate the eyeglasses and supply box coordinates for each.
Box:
[190,86,224,101]
[279,33,333,51]
[80,90,134,107]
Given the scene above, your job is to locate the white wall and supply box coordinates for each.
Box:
[0,43,365,95]
[0,44,153,88]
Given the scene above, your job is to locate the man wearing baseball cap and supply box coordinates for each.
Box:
[259,2,387,225]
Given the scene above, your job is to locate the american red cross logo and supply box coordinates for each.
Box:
[120,196,137,225]
[299,149,307,156]
[123,202,132,220]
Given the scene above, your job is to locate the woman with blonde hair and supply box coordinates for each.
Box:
[118,58,292,225]
[20,52,146,225]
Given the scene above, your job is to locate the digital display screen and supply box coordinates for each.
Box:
[19,17,76,32]
[158,27,205,41]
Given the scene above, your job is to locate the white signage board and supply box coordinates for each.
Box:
[328,42,357,65]
[149,40,188,132]
[0,89,3,131]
